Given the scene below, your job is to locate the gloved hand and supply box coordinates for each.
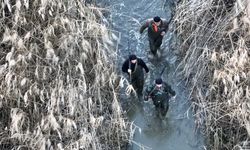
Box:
[172,95,176,102]
[161,31,166,36]
[128,69,132,74]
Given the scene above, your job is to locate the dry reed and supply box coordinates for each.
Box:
[0,0,129,149]
[175,0,250,149]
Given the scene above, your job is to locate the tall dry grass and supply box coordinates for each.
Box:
[175,0,250,149]
[0,0,129,149]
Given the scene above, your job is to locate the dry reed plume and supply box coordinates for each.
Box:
[0,0,129,149]
[175,0,250,149]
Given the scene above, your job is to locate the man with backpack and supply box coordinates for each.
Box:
[144,78,176,118]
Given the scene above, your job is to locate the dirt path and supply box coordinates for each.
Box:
[100,0,205,149]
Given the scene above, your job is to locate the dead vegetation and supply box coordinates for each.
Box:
[0,0,129,149]
[175,0,250,149]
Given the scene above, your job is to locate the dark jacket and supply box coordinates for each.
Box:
[145,82,175,103]
[140,19,169,40]
[122,58,149,95]
[122,58,149,74]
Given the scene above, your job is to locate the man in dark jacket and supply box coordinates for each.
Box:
[122,54,149,97]
[140,16,169,56]
[144,78,176,118]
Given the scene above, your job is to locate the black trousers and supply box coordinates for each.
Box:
[153,99,169,117]
[149,36,163,55]
[131,77,144,96]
